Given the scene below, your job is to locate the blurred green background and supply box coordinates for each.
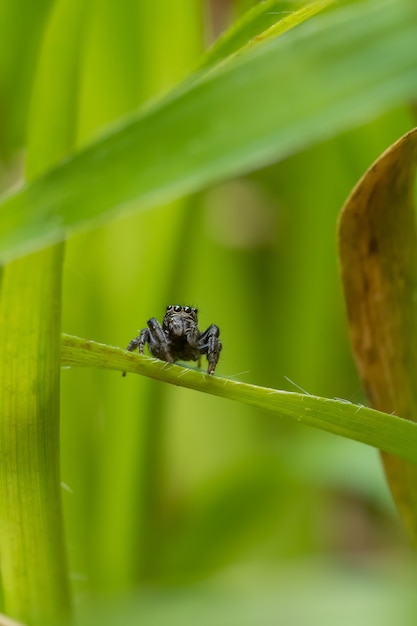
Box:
[1,0,416,623]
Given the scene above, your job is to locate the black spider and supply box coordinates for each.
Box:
[123,305,222,376]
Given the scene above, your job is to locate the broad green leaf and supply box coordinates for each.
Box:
[338,127,417,541]
[1,0,417,260]
[61,334,417,465]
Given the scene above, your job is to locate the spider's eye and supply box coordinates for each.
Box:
[184,306,191,313]
[166,305,172,311]
[192,307,198,315]
[174,305,182,312]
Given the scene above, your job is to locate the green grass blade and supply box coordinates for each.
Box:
[0,0,417,260]
[61,334,417,465]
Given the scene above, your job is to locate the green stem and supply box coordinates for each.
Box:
[61,334,417,465]
[0,245,71,624]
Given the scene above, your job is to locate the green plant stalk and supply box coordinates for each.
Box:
[0,245,71,624]
[61,335,417,465]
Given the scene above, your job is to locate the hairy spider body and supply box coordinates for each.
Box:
[123,305,222,375]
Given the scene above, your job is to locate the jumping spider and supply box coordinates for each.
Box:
[123,305,222,375]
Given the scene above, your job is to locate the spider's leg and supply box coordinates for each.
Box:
[147,317,173,362]
[122,328,149,376]
[126,328,149,353]
[199,324,222,375]
[186,326,200,348]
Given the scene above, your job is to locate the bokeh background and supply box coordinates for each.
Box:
[1,0,416,623]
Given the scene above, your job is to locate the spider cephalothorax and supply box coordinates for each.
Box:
[123,305,222,375]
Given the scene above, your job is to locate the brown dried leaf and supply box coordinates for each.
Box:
[338,127,417,541]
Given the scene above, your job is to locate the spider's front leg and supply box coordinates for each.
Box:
[122,327,150,376]
[199,324,222,375]
[146,317,173,363]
